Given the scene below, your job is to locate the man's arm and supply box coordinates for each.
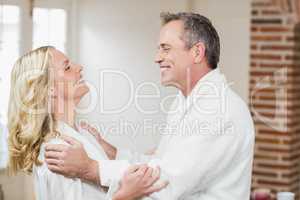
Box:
[100,123,246,200]
[145,131,244,199]
[45,135,100,185]
[45,135,166,200]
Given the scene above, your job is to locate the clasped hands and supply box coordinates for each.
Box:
[44,123,168,200]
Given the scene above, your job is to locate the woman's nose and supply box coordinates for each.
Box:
[75,64,83,72]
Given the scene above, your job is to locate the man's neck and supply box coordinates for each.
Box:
[181,66,212,97]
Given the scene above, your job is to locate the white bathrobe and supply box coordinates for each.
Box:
[100,68,255,200]
[33,121,110,200]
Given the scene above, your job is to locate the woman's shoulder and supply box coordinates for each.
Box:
[34,137,68,173]
[39,137,67,159]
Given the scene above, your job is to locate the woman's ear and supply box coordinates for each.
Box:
[49,87,57,99]
[193,42,206,64]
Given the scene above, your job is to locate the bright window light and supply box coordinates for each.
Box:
[33,8,67,53]
[0,5,20,124]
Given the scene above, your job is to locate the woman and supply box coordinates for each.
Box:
[7,46,158,200]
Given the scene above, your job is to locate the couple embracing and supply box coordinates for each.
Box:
[7,12,254,200]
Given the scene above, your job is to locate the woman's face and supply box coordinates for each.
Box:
[50,49,89,103]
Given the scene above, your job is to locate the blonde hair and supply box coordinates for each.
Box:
[8,46,56,174]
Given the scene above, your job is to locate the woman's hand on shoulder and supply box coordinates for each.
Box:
[80,121,103,144]
[113,164,168,200]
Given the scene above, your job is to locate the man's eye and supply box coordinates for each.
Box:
[163,48,170,52]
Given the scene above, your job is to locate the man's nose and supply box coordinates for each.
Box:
[155,52,163,64]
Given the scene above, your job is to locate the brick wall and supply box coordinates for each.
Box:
[250,0,300,199]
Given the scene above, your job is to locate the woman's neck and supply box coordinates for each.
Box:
[54,99,76,128]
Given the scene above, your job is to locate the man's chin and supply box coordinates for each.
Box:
[161,80,183,92]
[161,79,175,87]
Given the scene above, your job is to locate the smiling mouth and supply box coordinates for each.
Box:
[75,76,85,85]
[76,78,85,85]
[160,66,171,69]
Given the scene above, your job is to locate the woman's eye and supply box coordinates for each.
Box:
[65,66,71,71]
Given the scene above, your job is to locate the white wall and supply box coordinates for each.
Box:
[75,0,251,153]
[191,0,251,102]
[76,0,191,152]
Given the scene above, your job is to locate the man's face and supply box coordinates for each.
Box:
[155,20,194,89]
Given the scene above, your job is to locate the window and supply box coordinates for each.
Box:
[0,0,73,124]
[0,5,20,124]
[33,8,67,53]
[32,0,73,54]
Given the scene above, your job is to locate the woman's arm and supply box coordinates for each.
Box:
[80,122,117,160]
[81,122,158,162]
[111,165,168,200]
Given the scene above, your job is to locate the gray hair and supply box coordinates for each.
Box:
[160,12,220,69]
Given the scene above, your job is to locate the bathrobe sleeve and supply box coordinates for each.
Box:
[100,118,243,200]
[34,139,83,200]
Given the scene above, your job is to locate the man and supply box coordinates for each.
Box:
[45,12,255,200]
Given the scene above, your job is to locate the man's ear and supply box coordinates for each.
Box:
[192,42,206,64]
